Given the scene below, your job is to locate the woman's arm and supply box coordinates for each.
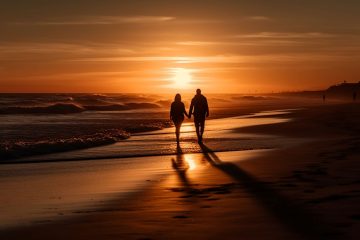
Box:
[184,110,189,118]
[182,103,189,118]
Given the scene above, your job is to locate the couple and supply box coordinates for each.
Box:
[170,89,209,144]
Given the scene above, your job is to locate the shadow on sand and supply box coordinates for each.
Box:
[199,143,337,240]
[171,145,233,201]
[171,145,192,190]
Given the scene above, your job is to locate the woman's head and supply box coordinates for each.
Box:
[174,93,181,102]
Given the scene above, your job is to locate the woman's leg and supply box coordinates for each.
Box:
[173,117,184,144]
[175,124,180,143]
[175,119,183,144]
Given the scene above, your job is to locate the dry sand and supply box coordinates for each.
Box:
[1,103,359,240]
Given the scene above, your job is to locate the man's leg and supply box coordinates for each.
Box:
[194,120,200,141]
[200,119,205,139]
[197,119,205,143]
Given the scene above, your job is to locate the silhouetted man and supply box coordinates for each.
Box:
[189,89,209,143]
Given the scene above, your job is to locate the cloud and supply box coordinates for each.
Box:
[23,69,164,80]
[176,41,220,46]
[72,56,193,63]
[234,32,335,39]
[0,42,136,55]
[175,39,304,46]
[11,16,175,25]
[175,32,338,48]
[70,54,357,64]
[243,16,272,21]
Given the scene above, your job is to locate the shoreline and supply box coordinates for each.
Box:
[1,108,298,164]
[1,97,327,162]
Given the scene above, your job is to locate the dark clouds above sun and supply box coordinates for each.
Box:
[1,0,360,93]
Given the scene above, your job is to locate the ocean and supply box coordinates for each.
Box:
[0,93,300,161]
[0,93,173,159]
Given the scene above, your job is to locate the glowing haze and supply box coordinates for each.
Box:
[1,0,360,93]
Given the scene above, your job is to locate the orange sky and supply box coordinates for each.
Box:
[0,0,360,93]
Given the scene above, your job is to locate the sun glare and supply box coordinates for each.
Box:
[171,68,192,89]
[184,155,196,170]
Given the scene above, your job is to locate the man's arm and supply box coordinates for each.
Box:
[189,100,194,118]
[205,97,209,117]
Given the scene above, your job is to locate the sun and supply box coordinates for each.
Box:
[171,68,192,89]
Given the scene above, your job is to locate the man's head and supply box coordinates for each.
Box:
[196,89,201,95]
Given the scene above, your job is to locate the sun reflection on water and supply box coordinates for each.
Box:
[184,155,196,170]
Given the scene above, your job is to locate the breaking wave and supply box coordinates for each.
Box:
[0,102,161,114]
[0,103,85,114]
[0,129,130,160]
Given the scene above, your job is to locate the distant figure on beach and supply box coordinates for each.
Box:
[353,92,357,101]
[189,89,209,143]
[323,94,326,102]
[170,94,189,144]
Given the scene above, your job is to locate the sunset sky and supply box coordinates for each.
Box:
[1,0,360,93]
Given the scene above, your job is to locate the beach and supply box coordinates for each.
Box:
[2,0,360,239]
[1,102,359,239]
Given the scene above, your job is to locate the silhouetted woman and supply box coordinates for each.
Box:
[170,94,189,144]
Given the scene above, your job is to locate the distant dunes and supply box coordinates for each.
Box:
[325,81,360,99]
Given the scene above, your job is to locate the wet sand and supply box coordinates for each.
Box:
[1,103,360,239]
